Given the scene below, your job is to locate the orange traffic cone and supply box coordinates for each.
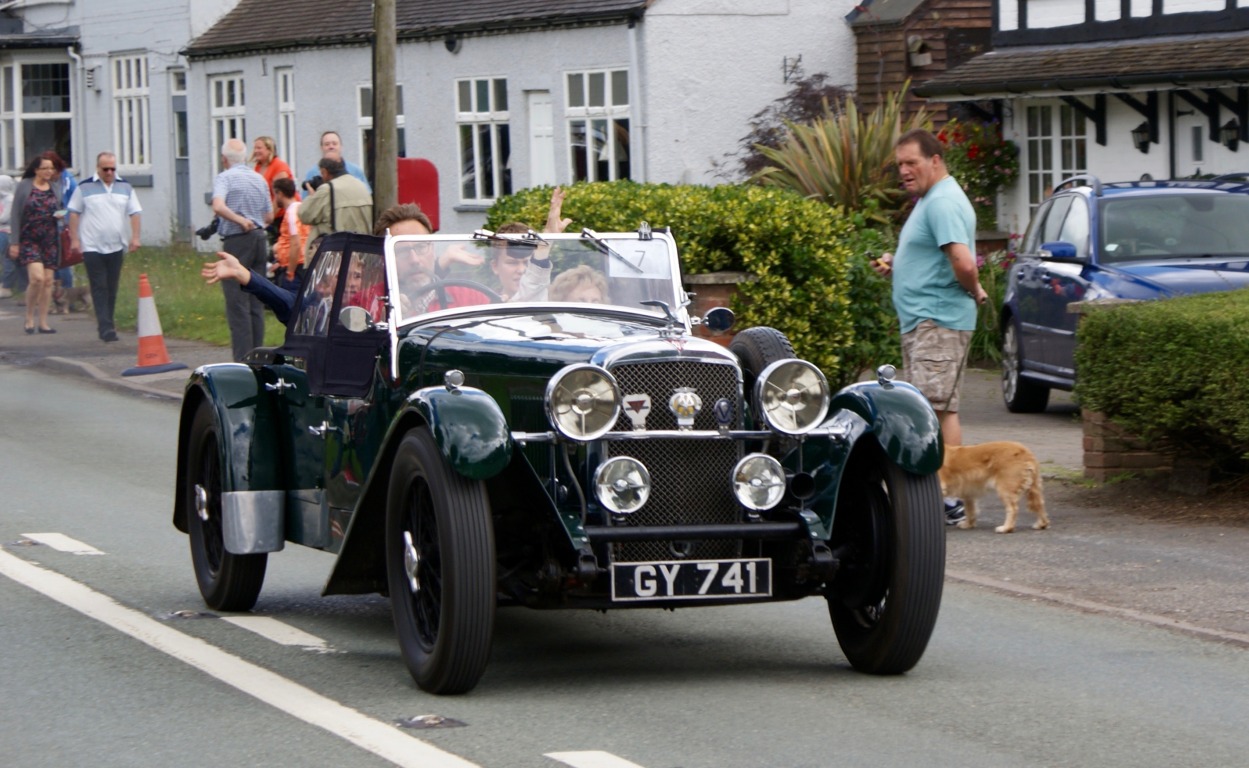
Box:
[122,274,188,377]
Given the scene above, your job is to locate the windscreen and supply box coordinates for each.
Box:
[1099,194,1249,262]
[385,232,682,325]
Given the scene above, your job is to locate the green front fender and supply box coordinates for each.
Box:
[173,364,282,533]
[408,385,514,480]
[827,379,943,475]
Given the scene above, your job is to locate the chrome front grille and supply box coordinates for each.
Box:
[606,358,743,562]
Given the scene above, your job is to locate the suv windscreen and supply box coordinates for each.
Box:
[1099,194,1249,262]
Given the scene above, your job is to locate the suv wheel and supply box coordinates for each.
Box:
[1001,322,1050,413]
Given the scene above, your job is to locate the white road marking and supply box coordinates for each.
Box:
[0,549,479,768]
[545,751,649,768]
[20,532,105,555]
[221,615,334,652]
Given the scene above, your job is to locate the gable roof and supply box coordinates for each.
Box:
[844,0,930,27]
[916,32,1249,99]
[184,0,651,59]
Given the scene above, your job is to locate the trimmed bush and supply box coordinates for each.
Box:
[488,182,900,386]
[1075,289,1249,463]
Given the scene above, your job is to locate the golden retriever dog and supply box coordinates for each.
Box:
[939,441,1049,533]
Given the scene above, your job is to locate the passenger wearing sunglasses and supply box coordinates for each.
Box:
[67,152,143,342]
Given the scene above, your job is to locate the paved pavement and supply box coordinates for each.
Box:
[0,291,1085,474]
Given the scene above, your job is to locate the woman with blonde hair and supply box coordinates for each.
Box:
[251,135,293,222]
[550,264,609,303]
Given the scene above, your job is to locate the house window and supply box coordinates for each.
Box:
[276,68,296,169]
[357,84,406,185]
[1025,103,1086,208]
[456,77,511,202]
[566,69,630,182]
[0,61,73,172]
[170,69,187,160]
[209,73,246,176]
[112,54,150,168]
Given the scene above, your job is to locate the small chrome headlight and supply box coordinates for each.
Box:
[546,364,621,441]
[732,453,786,511]
[755,359,830,435]
[594,456,651,514]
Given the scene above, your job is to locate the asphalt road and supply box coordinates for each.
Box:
[3,365,1249,767]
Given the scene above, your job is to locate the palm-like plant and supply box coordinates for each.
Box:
[751,85,931,223]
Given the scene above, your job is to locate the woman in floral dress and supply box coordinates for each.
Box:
[8,152,64,333]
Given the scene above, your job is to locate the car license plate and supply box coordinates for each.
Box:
[610,558,772,602]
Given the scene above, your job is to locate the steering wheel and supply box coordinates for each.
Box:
[406,278,503,309]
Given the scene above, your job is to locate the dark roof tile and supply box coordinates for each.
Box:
[916,32,1249,98]
[186,0,650,58]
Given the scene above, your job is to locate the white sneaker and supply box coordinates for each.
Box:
[0,288,12,298]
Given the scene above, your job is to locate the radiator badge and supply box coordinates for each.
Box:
[713,397,734,430]
[624,393,652,431]
[669,387,702,429]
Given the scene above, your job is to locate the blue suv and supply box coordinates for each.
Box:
[1001,175,1249,412]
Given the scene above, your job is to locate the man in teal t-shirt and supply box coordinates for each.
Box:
[872,129,988,525]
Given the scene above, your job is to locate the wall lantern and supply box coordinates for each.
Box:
[907,35,932,68]
[1221,119,1240,152]
[1130,122,1151,154]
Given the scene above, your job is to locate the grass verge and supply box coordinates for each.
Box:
[83,243,285,348]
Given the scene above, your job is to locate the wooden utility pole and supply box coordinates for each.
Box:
[372,0,398,213]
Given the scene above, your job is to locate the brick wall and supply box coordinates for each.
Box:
[1082,410,1173,482]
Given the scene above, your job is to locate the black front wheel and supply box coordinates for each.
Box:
[386,428,496,695]
[186,402,267,611]
[827,443,945,674]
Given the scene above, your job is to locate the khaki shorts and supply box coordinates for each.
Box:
[900,319,972,412]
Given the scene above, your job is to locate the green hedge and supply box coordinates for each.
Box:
[1075,289,1249,463]
[489,182,900,386]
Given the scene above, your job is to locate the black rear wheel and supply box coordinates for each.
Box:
[386,428,496,695]
[186,402,267,611]
[827,442,945,674]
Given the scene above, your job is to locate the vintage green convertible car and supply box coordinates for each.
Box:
[173,226,946,694]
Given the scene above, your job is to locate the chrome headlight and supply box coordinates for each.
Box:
[732,453,786,511]
[754,359,830,435]
[594,456,651,514]
[546,364,621,441]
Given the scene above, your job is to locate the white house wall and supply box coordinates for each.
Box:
[995,92,1248,236]
[4,0,237,245]
[640,0,855,185]
[186,0,855,241]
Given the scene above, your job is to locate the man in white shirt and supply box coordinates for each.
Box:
[67,152,142,342]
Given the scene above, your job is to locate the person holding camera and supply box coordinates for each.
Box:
[298,157,372,262]
[211,137,272,361]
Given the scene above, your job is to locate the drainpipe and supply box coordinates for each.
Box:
[66,46,84,173]
[628,15,646,181]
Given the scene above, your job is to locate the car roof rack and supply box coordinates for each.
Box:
[1051,174,1103,196]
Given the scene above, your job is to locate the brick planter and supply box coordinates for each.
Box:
[1082,410,1173,482]
[683,271,755,347]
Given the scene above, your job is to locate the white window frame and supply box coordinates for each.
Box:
[565,68,631,183]
[111,53,151,169]
[276,67,296,171]
[456,77,511,203]
[1025,102,1087,209]
[0,56,74,174]
[209,73,246,176]
[169,68,188,160]
[356,83,405,180]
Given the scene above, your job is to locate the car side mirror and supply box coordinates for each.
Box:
[1039,241,1083,262]
[339,305,375,333]
[701,306,735,333]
